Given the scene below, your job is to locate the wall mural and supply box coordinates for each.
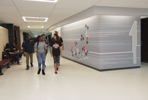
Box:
[70,24,89,61]
[61,15,141,70]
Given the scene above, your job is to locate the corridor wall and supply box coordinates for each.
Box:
[0,27,9,60]
[61,15,141,70]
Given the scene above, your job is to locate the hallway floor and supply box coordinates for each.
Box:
[0,54,148,100]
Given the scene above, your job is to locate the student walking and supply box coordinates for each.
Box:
[54,31,64,50]
[22,35,34,70]
[52,31,64,66]
[50,34,62,74]
[41,34,48,67]
[35,35,47,75]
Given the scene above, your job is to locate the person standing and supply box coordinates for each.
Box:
[35,35,47,75]
[22,35,34,70]
[50,34,62,74]
[41,34,48,67]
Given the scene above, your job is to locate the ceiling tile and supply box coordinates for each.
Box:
[0,14,26,26]
[0,5,18,14]
[56,0,99,9]
[51,9,82,16]
[13,0,55,12]
[19,11,49,17]
[96,0,143,7]
[26,22,45,26]
[0,0,14,5]
[129,1,148,8]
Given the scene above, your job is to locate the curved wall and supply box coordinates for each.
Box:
[61,15,141,70]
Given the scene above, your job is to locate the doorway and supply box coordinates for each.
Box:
[141,18,148,62]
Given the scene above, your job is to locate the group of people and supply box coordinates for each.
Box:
[22,31,64,75]
[4,31,64,75]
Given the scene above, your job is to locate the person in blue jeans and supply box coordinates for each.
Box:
[35,35,47,75]
[50,34,62,74]
[41,34,48,67]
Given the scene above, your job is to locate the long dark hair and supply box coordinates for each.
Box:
[35,35,40,43]
[5,43,12,50]
[53,34,60,42]
[37,35,42,47]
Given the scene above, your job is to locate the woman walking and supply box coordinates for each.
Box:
[35,35,47,75]
[50,34,62,74]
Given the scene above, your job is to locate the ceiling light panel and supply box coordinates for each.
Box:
[22,17,48,22]
[28,26,44,28]
[24,0,58,3]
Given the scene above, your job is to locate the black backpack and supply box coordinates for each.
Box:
[2,51,9,59]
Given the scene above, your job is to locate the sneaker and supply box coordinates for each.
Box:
[55,71,58,74]
[17,63,21,65]
[26,66,29,70]
[31,63,33,67]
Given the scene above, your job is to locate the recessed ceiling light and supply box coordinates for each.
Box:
[28,26,44,28]
[24,0,58,3]
[23,17,48,22]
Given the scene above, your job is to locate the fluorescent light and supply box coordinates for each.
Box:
[22,17,48,22]
[45,18,48,22]
[24,0,58,3]
[28,26,44,29]
[22,17,26,21]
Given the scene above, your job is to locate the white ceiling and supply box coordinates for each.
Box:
[0,0,148,36]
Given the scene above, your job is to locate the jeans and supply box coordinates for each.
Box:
[53,56,60,63]
[37,53,46,70]
[10,54,19,64]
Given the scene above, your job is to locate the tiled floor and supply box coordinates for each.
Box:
[0,54,148,100]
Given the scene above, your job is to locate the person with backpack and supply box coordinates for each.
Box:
[41,34,48,67]
[35,35,47,75]
[4,43,21,65]
[50,34,62,74]
[22,35,34,70]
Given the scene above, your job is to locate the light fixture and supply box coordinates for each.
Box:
[28,26,44,29]
[24,0,58,3]
[22,17,48,22]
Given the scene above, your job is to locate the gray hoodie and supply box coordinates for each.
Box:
[35,41,47,53]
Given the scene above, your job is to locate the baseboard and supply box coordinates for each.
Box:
[62,56,141,71]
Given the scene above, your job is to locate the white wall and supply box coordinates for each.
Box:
[0,26,9,60]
